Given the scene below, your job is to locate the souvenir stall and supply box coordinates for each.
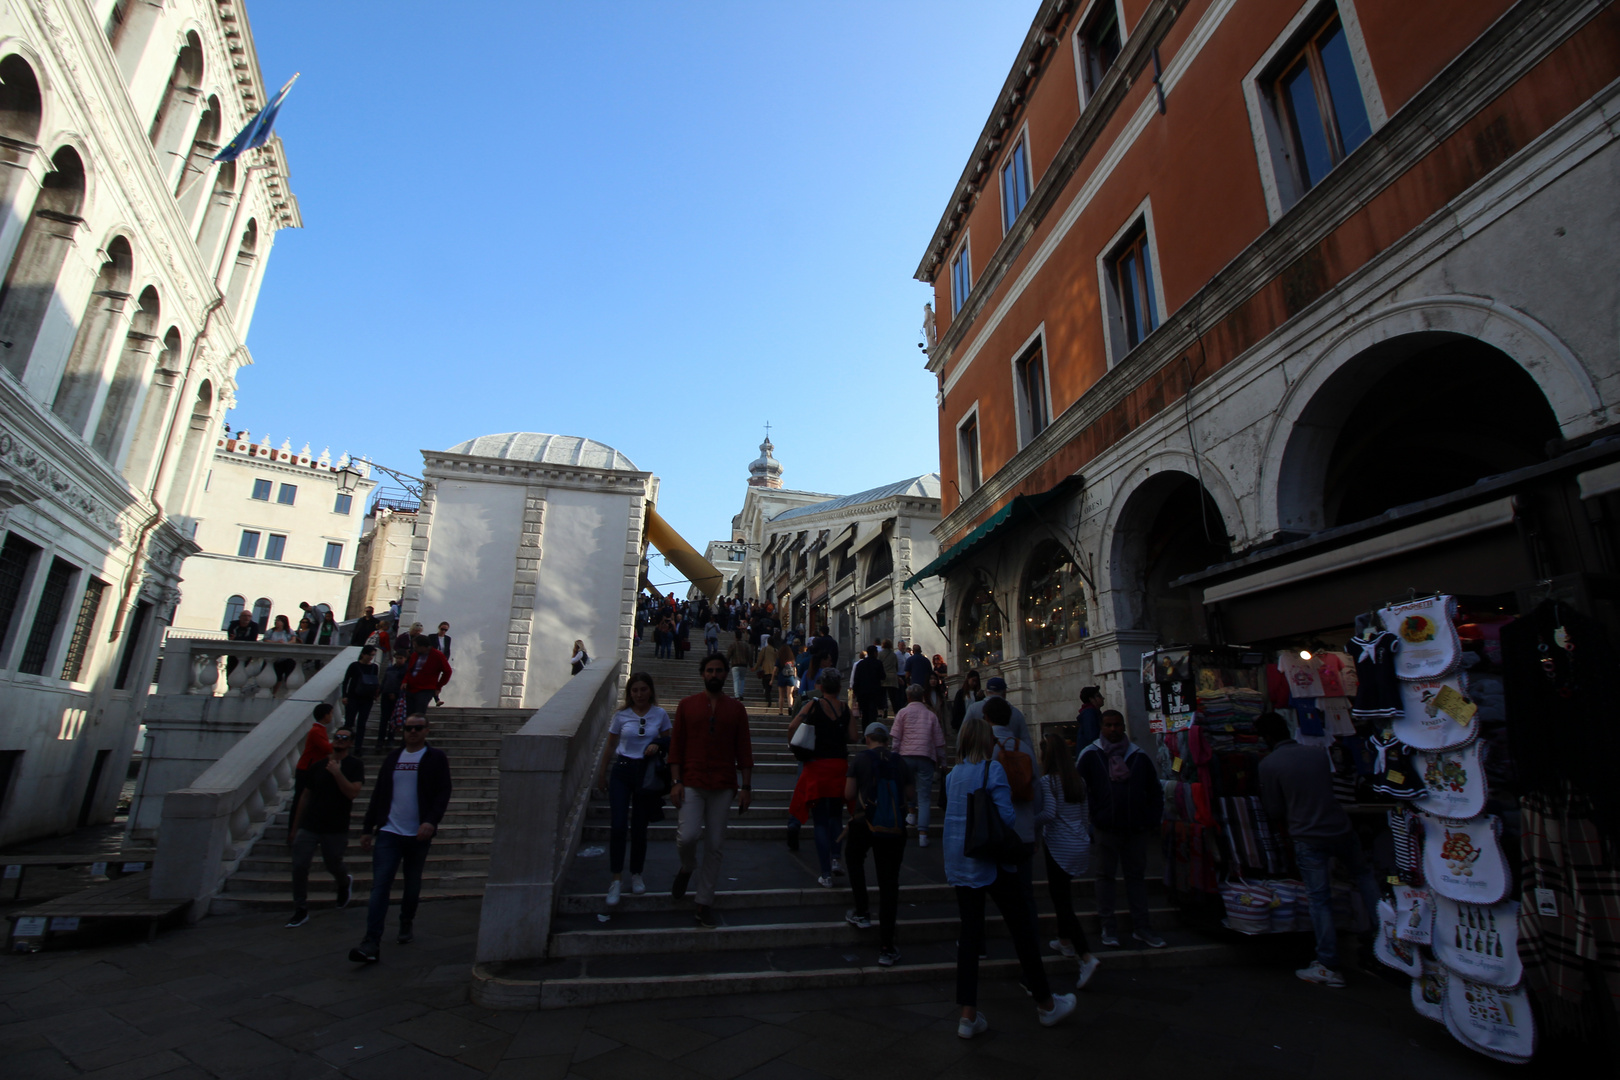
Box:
[1148,590,1620,1063]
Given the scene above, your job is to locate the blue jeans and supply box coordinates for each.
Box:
[811,797,842,876]
[731,666,747,699]
[365,830,430,943]
[904,756,936,834]
[1293,833,1382,971]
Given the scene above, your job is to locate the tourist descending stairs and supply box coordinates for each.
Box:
[473,634,1238,1008]
[212,707,532,913]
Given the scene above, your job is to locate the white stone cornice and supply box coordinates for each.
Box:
[420,451,653,496]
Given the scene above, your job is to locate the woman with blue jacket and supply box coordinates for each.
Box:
[944,718,1076,1039]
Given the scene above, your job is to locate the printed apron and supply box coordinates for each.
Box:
[1395,674,1478,751]
[1380,595,1461,680]
[1442,976,1536,1064]
[1420,813,1510,905]
[1432,898,1522,988]
[1374,899,1424,976]
[1411,958,1447,1023]
[1412,740,1486,819]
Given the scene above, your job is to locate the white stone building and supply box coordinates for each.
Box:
[0,0,296,845]
[346,501,417,621]
[697,538,746,599]
[400,433,656,710]
[169,432,376,636]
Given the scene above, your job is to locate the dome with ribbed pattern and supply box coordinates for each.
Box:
[445,432,636,471]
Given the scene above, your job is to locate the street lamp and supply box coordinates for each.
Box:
[334,463,363,494]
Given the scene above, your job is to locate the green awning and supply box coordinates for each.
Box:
[903,476,1083,589]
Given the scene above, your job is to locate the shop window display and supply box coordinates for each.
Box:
[957,584,1002,670]
[1019,541,1087,652]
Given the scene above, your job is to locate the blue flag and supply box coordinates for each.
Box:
[214,74,299,163]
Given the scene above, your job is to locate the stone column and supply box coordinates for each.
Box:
[501,486,545,708]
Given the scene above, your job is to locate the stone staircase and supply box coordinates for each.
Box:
[211,706,531,913]
[473,635,1239,1008]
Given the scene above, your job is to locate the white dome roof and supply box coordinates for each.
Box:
[446,432,637,471]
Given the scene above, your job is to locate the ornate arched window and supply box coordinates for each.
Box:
[222,595,245,629]
[957,583,1002,670]
[1020,541,1088,652]
[251,597,272,626]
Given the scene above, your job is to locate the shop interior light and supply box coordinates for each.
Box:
[1299,650,1313,660]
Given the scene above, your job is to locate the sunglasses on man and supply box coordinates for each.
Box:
[403,724,427,732]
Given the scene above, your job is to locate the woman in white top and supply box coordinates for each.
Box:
[593,672,671,905]
[1033,733,1100,988]
[263,615,297,688]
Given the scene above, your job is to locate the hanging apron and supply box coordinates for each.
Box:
[1432,898,1522,988]
[1421,813,1510,905]
[1380,595,1461,680]
[1412,740,1487,819]
[1395,673,1478,751]
[1410,959,1447,1023]
[1374,899,1424,976]
[1394,884,1434,945]
[1442,976,1536,1064]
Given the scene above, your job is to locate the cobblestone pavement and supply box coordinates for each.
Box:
[0,896,1521,1079]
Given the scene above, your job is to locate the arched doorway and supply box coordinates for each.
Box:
[1278,333,1561,532]
[1109,472,1231,645]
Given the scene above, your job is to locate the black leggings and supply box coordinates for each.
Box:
[846,821,905,948]
[1043,847,1092,953]
[955,866,1051,1007]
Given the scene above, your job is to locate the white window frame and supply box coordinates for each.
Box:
[1071,0,1130,110]
[956,402,984,496]
[1242,0,1387,222]
[950,234,973,314]
[999,123,1033,235]
[1008,323,1053,449]
[1095,196,1167,367]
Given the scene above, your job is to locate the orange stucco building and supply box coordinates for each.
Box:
[907,0,1620,739]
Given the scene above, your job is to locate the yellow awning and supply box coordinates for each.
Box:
[645,507,724,599]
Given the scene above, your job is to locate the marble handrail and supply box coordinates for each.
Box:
[159,635,345,697]
[149,645,360,917]
[475,658,624,964]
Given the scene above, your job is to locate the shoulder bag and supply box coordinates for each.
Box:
[963,761,1022,864]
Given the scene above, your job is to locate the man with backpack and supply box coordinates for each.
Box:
[981,696,1045,921]
[956,676,1031,752]
[843,721,915,967]
[1076,709,1165,949]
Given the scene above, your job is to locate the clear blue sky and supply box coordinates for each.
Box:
[240,1,1032,590]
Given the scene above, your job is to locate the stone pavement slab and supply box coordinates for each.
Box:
[2,896,1523,1079]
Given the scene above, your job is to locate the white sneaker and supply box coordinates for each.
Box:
[817,875,834,888]
[918,834,929,848]
[606,880,621,907]
[1296,961,1347,988]
[957,1013,988,1039]
[629,873,646,895]
[831,858,845,876]
[1076,954,1101,990]
[1037,993,1077,1027]
[1049,939,1077,958]
[905,811,917,826]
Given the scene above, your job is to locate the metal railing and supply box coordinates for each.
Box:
[148,645,360,917]
[475,658,623,964]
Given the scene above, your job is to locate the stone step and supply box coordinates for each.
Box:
[237,850,492,872]
[549,906,1173,957]
[579,822,893,842]
[556,876,1163,914]
[473,939,1240,1010]
[223,867,491,893]
[211,886,484,912]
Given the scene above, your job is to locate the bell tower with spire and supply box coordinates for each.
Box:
[747,425,783,489]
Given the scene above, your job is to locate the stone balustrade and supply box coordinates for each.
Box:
[157,635,348,698]
[148,645,360,917]
[475,658,624,964]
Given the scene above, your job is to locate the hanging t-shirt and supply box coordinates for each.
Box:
[1442,975,1536,1064]
[1395,674,1478,751]
[1421,813,1509,905]
[1314,653,1345,697]
[1277,651,1325,698]
[1321,697,1356,736]
[1380,595,1462,680]
[383,747,427,837]
[1350,632,1402,718]
[1413,740,1486,819]
[1433,898,1522,987]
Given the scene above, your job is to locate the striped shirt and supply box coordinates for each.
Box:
[1034,774,1091,876]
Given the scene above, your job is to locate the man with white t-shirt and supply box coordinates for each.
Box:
[349,714,451,963]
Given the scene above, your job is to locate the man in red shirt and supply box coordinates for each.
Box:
[669,653,753,928]
[402,636,452,714]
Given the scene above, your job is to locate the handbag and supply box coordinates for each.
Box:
[962,761,1022,864]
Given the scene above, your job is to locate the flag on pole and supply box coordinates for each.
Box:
[213,73,299,163]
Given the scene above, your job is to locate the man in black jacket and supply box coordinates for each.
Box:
[851,645,886,725]
[341,647,380,755]
[1076,709,1164,949]
[349,714,451,963]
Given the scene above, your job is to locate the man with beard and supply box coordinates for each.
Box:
[668,653,754,929]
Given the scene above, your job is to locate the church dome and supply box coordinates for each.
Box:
[446,432,637,471]
[748,433,783,488]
